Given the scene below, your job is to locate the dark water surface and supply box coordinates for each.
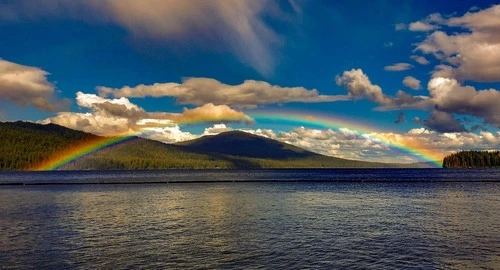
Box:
[1,169,499,269]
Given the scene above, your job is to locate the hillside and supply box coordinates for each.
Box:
[443,150,500,168]
[0,121,433,170]
[0,121,232,170]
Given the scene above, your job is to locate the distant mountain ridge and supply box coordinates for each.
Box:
[0,121,436,170]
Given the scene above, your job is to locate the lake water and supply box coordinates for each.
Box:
[1,169,499,269]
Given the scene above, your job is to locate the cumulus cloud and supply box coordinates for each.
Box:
[336,69,391,104]
[402,76,421,90]
[427,77,500,127]
[384,63,414,72]
[415,5,500,81]
[203,123,234,135]
[336,69,430,110]
[0,59,69,111]
[241,126,500,163]
[42,92,253,136]
[337,69,500,131]
[141,125,197,144]
[99,77,350,107]
[337,67,500,130]
[410,55,430,65]
[0,0,295,76]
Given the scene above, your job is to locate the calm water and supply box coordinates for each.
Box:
[1,170,499,269]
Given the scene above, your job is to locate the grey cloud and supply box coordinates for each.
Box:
[92,102,148,120]
[394,112,406,124]
[428,77,500,127]
[99,77,350,107]
[424,110,466,133]
[337,68,500,131]
[0,59,69,111]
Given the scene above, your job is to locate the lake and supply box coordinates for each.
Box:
[1,169,499,269]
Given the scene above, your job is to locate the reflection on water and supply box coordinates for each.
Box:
[1,181,499,269]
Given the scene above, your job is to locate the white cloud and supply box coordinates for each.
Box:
[142,125,197,143]
[384,62,414,71]
[402,76,421,90]
[415,5,500,82]
[0,0,294,76]
[99,77,350,107]
[0,59,69,111]
[336,69,430,110]
[240,126,500,163]
[408,21,438,32]
[408,13,444,32]
[336,69,392,105]
[203,123,234,135]
[42,92,253,136]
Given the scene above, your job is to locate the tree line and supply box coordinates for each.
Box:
[442,150,500,168]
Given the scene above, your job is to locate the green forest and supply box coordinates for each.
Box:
[442,150,500,168]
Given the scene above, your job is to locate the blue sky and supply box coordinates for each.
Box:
[1,0,499,163]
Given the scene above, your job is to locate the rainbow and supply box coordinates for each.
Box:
[249,110,443,167]
[31,135,138,171]
[30,110,443,170]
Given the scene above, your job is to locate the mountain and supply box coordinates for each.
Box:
[178,131,436,168]
[0,121,434,170]
[177,131,316,159]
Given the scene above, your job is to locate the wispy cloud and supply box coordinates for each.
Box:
[0,0,295,76]
[384,62,414,72]
[402,76,421,90]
